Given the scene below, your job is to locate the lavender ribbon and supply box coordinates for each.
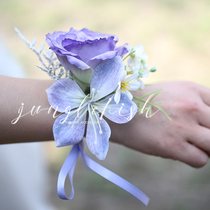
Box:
[57,141,149,206]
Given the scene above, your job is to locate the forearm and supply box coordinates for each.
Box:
[0,75,55,144]
[0,75,137,145]
[0,75,146,146]
[1,75,209,168]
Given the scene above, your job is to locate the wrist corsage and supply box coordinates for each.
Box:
[16,27,169,206]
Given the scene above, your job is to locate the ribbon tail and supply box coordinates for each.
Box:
[80,147,149,206]
[57,144,80,200]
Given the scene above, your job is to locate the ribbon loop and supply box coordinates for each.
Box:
[57,141,150,206]
[57,144,80,200]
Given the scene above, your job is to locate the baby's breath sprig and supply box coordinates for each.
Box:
[15,28,68,80]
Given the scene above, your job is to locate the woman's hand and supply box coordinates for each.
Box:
[109,81,210,168]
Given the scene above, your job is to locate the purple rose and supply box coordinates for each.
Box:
[46,28,128,83]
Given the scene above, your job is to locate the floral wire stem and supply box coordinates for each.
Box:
[123,48,135,61]
[15,28,67,80]
[133,89,171,120]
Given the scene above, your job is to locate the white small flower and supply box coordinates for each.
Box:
[114,71,141,104]
[127,44,149,70]
[139,68,149,78]
[137,78,145,89]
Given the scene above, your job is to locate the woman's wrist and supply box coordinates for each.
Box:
[0,76,55,144]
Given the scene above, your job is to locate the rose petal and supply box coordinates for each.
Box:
[57,55,93,84]
[78,37,116,63]
[115,43,128,57]
[78,28,118,42]
[87,51,117,69]
[61,40,83,55]
[46,31,66,49]
[58,33,77,46]
[66,55,90,70]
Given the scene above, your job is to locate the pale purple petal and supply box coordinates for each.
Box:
[95,93,137,124]
[53,111,87,147]
[90,56,124,101]
[46,78,86,112]
[120,70,126,81]
[86,107,110,160]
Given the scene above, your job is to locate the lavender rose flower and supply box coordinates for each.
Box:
[46,28,128,84]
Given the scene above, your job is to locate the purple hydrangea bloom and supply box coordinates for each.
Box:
[46,28,128,83]
[46,57,137,160]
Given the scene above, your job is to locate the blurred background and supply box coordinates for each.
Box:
[1,0,210,209]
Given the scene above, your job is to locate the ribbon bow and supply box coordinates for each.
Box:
[57,141,150,206]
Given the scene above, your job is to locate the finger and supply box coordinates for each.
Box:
[198,84,210,106]
[163,137,208,168]
[188,125,210,155]
[175,142,208,168]
[197,104,210,129]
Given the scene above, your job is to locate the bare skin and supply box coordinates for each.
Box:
[0,75,54,143]
[0,75,209,168]
[108,81,210,168]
